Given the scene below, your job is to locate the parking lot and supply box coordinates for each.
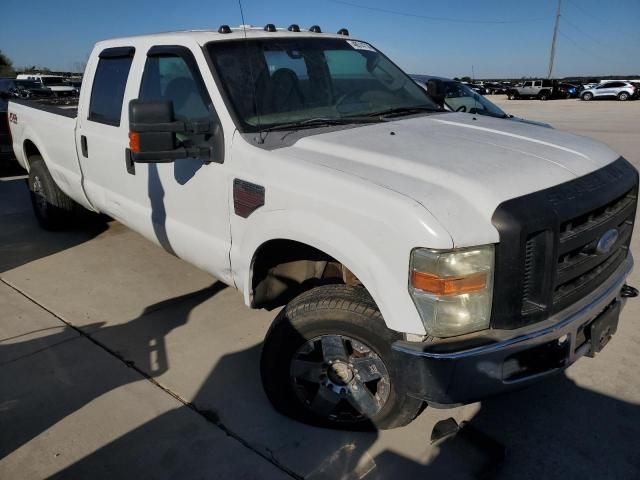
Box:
[2,98,640,479]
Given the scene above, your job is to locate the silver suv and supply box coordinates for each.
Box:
[581,81,637,101]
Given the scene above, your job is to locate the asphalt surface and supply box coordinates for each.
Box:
[1,98,640,479]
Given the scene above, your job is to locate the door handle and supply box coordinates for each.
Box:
[81,135,88,158]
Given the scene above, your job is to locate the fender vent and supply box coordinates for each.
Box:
[233,179,265,218]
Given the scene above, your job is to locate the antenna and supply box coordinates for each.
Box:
[237,0,263,142]
[547,0,561,79]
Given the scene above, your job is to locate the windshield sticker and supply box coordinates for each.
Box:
[346,40,376,52]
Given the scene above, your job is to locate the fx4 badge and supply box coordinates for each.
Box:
[9,112,18,124]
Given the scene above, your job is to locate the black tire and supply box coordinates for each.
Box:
[538,91,549,101]
[260,284,425,430]
[582,92,593,101]
[508,91,519,100]
[618,92,630,101]
[28,156,77,230]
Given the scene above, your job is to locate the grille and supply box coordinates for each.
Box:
[491,157,638,330]
[551,190,635,312]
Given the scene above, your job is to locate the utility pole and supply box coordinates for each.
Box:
[547,0,561,79]
[472,65,475,81]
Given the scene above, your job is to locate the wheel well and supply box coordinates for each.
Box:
[250,239,362,310]
[23,140,41,168]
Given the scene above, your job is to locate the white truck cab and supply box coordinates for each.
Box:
[8,25,638,430]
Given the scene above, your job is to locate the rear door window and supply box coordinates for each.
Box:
[88,49,135,126]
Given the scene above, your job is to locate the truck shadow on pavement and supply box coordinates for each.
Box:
[0,174,108,274]
[5,298,635,480]
[0,282,225,463]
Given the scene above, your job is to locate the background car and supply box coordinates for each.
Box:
[507,79,564,100]
[581,81,637,101]
[0,78,56,99]
[0,89,14,163]
[558,83,579,98]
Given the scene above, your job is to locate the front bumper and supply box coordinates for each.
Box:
[393,253,633,406]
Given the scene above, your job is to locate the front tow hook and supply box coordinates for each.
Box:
[621,284,639,298]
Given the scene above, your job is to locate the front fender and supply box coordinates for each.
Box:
[232,205,451,335]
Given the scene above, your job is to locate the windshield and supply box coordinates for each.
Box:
[207,38,439,131]
[41,77,66,86]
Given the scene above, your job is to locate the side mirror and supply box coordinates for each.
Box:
[128,99,212,164]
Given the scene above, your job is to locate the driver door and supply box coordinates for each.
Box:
[131,45,232,283]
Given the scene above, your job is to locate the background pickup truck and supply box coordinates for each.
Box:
[8,25,639,430]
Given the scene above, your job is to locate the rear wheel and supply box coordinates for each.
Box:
[538,91,549,101]
[28,156,78,230]
[260,285,425,430]
[618,92,630,101]
[582,92,593,101]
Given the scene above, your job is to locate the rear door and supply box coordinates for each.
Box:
[76,47,136,214]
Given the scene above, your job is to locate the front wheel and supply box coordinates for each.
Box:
[260,285,425,430]
[582,92,593,101]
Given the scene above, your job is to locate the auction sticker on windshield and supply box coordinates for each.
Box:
[346,40,376,51]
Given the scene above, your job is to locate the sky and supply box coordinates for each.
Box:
[1,0,638,79]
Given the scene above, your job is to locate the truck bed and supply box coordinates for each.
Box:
[10,97,78,119]
[8,96,92,210]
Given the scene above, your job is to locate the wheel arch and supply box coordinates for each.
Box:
[22,138,44,170]
[238,224,429,336]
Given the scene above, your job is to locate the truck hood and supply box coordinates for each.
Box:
[289,112,619,246]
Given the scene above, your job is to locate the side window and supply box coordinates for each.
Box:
[138,48,221,158]
[534,81,542,87]
[523,82,532,87]
[139,53,210,121]
[89,49,134,126]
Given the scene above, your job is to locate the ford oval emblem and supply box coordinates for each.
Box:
[596,228,619,255]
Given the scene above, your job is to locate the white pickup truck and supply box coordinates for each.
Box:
[8,25,638,430]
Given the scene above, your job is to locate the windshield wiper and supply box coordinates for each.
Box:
[257,116,383,144]
[366,105,441,119]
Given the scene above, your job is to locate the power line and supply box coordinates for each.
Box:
[565,0,609,25]
[558,30,611,65]
[562,16,605,46]
[328,0,553,24]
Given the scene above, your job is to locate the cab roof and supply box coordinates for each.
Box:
[96,26,351,49]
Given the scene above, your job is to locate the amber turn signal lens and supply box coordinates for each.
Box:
[411,271,487,296]
[129,132,140,153]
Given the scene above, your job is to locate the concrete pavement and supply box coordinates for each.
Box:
[2,100,640,479]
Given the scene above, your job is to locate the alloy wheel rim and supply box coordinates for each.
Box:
[289,334,390,423]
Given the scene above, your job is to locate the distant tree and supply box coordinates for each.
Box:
[0,50,16,77]
[460,76,472,83]
[453,77,460,81]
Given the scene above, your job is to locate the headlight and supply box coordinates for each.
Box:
[409,245,494,337]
